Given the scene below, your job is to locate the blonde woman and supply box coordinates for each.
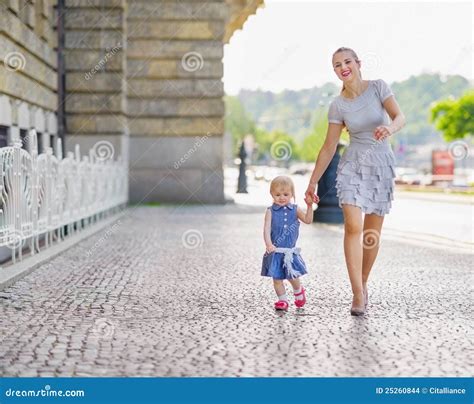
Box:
[305,47,406,316]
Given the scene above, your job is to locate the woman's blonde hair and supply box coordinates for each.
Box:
[270,176,296,201]
[332,47,362,95]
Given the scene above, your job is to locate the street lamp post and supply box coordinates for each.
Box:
[309,92,344,223]
[314,142,345,223]
[237,141,248,193]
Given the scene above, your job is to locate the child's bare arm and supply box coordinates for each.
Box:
[263,209,276,252]
[297,202,314,224]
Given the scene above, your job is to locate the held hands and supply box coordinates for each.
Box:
[374,125,392,141]
[305,195,317,206]
[304,185,320,205]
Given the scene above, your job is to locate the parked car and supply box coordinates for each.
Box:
[289,163,313,176]
[395,167,426,185]
[253,166,287,182]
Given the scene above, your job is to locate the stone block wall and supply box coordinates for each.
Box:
[0,0,58,151]
[62,0,128,168]
[125,1,228,204]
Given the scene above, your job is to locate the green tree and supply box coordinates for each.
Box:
[299,108,349,162]
[238,74,472,147]
[254,129,301,162]
[224,96,256,154]
[430,90,474,141]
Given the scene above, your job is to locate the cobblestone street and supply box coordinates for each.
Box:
[0,205,471,377]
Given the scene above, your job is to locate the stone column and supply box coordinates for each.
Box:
[125,0,263,204]
[63,0,128,164]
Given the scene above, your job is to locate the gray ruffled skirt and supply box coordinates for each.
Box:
[335,141,396,216]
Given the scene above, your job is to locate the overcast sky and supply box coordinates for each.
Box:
[223,0,473,94]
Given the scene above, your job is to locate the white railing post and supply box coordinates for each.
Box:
[11,141,22,263]
[55,138,64,241]
[46,147,54,247]
[29,130,38,256]
[0,137,128,264]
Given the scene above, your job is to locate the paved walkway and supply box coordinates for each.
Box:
[0,205,471,377]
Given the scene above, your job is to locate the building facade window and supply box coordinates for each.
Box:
[0,126,9,148]
[37,132,43,153]
[20,129,28,151]
[50,134,55,153]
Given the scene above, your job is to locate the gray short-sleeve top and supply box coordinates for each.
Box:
[327,79,394,144]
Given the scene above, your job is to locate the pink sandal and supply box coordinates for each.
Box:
[294,287,306,308]
[274,300,289,311]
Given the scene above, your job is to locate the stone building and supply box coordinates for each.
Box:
[0,0,58,152]
[0,0,263,203]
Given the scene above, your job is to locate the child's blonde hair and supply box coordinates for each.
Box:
[270,176,296,201]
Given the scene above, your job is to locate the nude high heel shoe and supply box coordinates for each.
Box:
[350,293,365,316]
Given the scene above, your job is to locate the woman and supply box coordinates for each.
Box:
[305,47,406,316]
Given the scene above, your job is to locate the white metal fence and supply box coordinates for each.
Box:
[0,130,128,263]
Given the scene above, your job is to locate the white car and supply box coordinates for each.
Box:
[395,167,426,185]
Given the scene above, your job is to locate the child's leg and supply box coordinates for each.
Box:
[273,279,287,301]
[288,278,304,301]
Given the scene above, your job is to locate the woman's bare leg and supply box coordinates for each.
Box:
[362,213,385,288]
[342,204,364,307]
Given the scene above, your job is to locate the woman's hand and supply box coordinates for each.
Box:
[305,184,320,204]
[266,243,276,253]
[305,195,316,205]
[374,125,392,141]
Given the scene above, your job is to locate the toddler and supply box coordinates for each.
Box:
[261,175,318,311]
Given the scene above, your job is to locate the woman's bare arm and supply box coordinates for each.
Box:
[306,122,344,192]
[374,95,406,140]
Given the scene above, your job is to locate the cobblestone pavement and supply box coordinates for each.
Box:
[0,205,472,377]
